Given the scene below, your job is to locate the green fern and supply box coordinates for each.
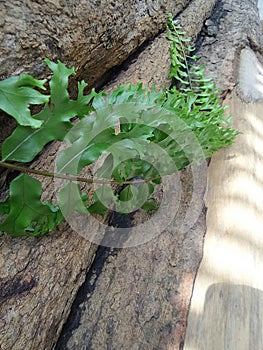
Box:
[165,14,238,158]
[0,15,238,236]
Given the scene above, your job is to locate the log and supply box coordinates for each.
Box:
[0,0,190,87]
[184,0,263,348]
[184,96,263,350]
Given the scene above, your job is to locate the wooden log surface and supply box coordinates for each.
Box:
[184,97,263,350]
[184,11,263,350]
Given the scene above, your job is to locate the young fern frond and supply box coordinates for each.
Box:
[167,15,218,103]
[166,14,239,158]
[167,13,193,89]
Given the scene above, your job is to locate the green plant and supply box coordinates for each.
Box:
[0,15,238,236]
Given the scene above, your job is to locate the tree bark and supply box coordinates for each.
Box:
[1,0,190,87]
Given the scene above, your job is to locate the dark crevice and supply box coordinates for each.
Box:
[68,37,156,96]
[103,0,214,93]
[193,0,228,54]
[56,13,209,350]
[55,245,115,349]
[93,30,165,92]
[205,0,230,31]
[55,209,134,349]
[179,0,235,102]
[0,273,36,303]
[169,0,228,91]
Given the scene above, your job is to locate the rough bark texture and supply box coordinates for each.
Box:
[0,0,262,349]
[0,227,98,350]
[195,0,263,93]
[0,141,100,350]
[0,0,190,87]
[105,0,217,91]
[55,167,207,350]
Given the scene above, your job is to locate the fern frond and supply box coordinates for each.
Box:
[166,14,239,158]
[167,14,193,89]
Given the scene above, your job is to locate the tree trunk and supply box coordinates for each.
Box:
[1,0,191,87]
[184,1,263,348]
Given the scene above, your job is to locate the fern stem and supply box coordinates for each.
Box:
[0,161,154,185]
